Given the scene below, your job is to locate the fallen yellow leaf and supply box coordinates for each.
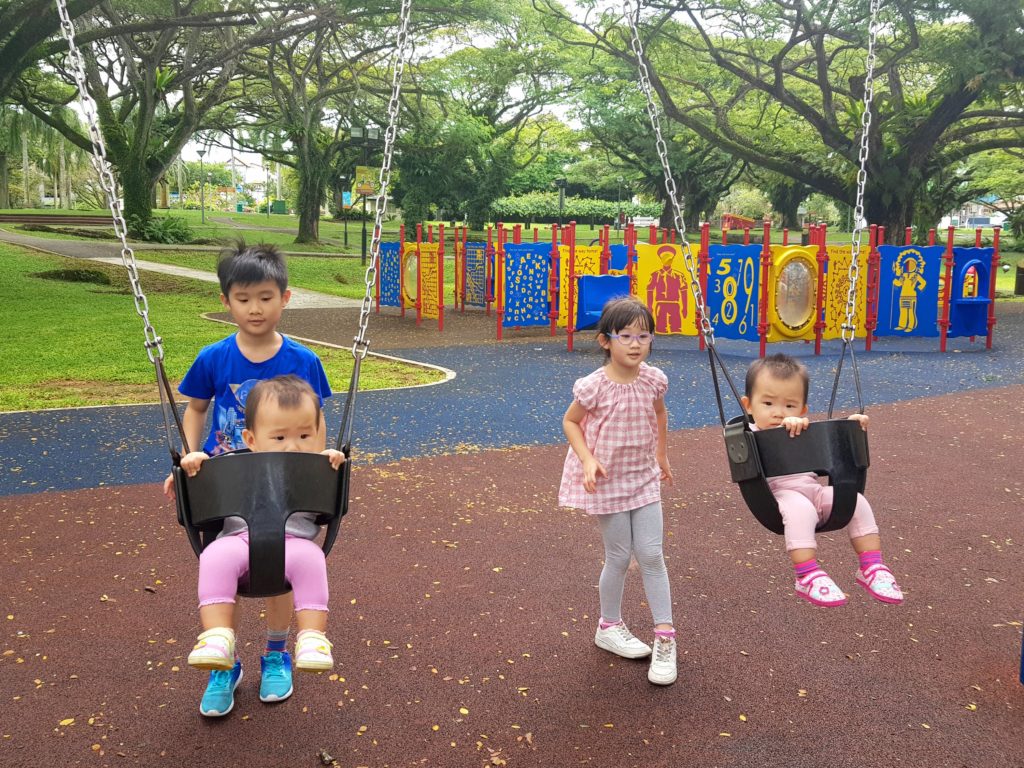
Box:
[59,718,74,726]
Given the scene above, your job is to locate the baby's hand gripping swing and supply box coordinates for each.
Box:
[54,0,415,595]
[623,0,880,534]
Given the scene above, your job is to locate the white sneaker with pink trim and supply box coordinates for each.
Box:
[856,563,904,604]
[188,627,236,670]
[794,569,847,607]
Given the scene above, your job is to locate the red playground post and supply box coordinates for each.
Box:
[438,223,445,333]
[814,223,827,355]
[549,223,560,339]
[415,223,423,327]
[939,226,955,352]
[495,222,505,341]
[987,227,1001,349]
[698,222,710,352]
[865,224,879,352]
[398,224,406,318]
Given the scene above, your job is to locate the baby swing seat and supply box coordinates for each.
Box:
[174,450,349,597]
[724,416,869,536]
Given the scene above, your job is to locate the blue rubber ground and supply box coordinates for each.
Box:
[2,307,1021,497]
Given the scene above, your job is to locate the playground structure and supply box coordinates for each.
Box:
[374,220,1002,355]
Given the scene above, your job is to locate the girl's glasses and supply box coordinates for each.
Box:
[608,332,653,345]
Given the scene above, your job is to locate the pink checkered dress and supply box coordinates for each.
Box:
[558,363,668,515]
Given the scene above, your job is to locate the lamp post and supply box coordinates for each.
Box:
[265,160,271,220]
[350,125,382,266]
[197,148,206,224]
[555,177,567,227]
[339,175,349,248]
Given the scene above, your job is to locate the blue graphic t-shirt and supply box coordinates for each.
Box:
[179,334,332,455]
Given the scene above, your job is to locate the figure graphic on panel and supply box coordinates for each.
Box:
[646,245,688,333]
[892,252,926,332]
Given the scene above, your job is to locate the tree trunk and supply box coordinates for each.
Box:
[0,153,9,209]
[867,192,914,245]
[294,163,323,244]
[121,163,157,229]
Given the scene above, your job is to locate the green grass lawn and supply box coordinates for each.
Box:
[0,244,445,412]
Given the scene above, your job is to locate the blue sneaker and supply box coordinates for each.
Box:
[199,661,243,717]
[259,651,293,702]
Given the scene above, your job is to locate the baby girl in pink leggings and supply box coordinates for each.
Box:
[179,375,345,672]
[741,354,903,607]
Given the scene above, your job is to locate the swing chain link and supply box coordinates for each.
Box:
[54,0,164,363]
[352,0,413,360]
[843,0,881,343]
[624,0,714,343]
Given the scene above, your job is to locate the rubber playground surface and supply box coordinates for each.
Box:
[2,302,1024,767]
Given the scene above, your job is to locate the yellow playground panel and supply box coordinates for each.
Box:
[635,243,697,336]
[765,245,818,342]
[401,242,441,319]
[822,245,869,339]
[558,244,601,327]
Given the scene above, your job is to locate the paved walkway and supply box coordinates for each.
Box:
[0,228,360,309]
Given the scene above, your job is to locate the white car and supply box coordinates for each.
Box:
[631,215,658,227]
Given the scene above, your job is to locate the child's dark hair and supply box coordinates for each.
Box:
[596,297,655,359]
[244,375,321,433]
[217,240,288,295]
[744,353,809,404]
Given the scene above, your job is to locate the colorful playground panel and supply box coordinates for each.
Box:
[376,225,999,348]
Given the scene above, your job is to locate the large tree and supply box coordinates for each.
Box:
[542,0,1024,240]
[13,1,331,228]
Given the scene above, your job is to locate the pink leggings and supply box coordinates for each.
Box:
[197,534,329,612]
[777,483,879,552]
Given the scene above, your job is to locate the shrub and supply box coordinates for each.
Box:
[128,215,194,244]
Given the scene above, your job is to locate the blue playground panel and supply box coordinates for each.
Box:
[379,242,402,307]
[875,245,944,337]
[503,243,551,327]
[706,244,762,341]
[463,242,490,307]
[948,247,993,338]
[609,244,630,272]
[576,274,631,330]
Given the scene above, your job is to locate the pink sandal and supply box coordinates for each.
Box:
[794,569,847,607]
[856,563,904,604]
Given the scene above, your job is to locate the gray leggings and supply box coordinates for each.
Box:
[596,500,673,626]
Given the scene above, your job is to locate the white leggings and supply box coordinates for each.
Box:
[596,501,673,627]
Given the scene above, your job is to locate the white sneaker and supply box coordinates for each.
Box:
[648,635,677,685]
[594,622,652,659]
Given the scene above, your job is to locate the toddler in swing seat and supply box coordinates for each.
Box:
[179,375,345,697]
[559,297,678,685]
[742,353,903,607]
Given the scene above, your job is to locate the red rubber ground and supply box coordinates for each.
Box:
[2,384,1022,767]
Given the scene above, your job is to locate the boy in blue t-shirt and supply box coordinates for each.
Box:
[163,241,332,717]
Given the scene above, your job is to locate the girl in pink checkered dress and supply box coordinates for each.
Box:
[559,297,677,685]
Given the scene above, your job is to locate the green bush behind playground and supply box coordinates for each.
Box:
[0,244,445,412]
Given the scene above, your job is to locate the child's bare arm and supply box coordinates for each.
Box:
[654,397,673,484]
[781,416,811,436]
[848,413,869,430]
[563,401,606,493]
[164,398,212,498]
[321,448,346,470]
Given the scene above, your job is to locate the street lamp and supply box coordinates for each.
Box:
[554,177,567,227]
[197,148,206,224]
[339,175,349,248]
[265,160,271,220]
[350,125,382,266]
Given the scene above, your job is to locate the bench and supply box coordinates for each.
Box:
[0,213,112,226]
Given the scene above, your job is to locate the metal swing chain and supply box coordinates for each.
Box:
[54,0,164,363]
[623,0,714,345]
[842,0,882,344]
[351,0,413,360]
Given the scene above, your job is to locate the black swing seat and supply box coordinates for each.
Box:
[174,450,349,597]
[723,415,869,536]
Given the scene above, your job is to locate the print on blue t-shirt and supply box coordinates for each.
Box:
[178,334,332,455]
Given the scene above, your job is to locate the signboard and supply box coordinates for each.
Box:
[354,166,379,196]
